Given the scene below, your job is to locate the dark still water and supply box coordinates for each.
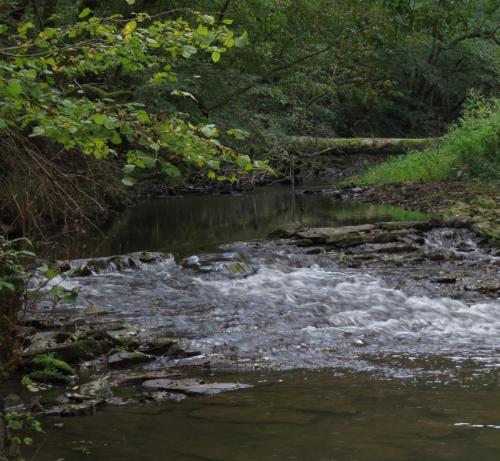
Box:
[34,370,500,461]
[50,187,426,259]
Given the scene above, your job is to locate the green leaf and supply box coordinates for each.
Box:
[227,128,249,140]
[111,134,122,145]
[200,124,218,138]
[122,176,137,186]
[92,113,108,125]
[201,14,215,24]
[43,267,60,279]
[235,31,249,48]
[125,0,136,4]
[122,164,136,174]
[136,110,150,123]
[78,7,92,19]
[17,22,34,35]
[104,118,116,130]
[159,160,181,178]
[30,126,45,137]
[5,80,22,96]
[124,20,137,35]
[235,154,251,168]
[0,279,15,292]
[211,51,221,62]
[64,288,79,304]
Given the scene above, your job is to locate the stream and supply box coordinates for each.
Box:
[23,187,500,460]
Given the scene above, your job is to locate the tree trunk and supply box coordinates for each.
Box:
[0,283,22,376]
[288,137,437,156]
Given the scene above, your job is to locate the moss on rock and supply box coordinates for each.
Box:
[31,354,75,375]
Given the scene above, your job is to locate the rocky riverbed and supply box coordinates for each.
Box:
[3,216,500,426]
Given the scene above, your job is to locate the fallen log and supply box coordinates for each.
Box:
[288,136,437,156]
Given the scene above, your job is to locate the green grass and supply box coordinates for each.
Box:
[358,97,500,185]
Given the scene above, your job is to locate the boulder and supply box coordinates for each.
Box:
[49,339,110,363]
[79,378,113,399]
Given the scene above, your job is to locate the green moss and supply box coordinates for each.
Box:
[32,354,75,375]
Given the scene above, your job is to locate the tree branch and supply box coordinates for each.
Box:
[443,26,500,51]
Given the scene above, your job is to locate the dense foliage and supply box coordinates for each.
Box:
[0,1,256,183]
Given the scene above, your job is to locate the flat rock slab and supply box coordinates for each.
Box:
[142,378,253,396]
[108,351,153,368]
[274,221,438,248]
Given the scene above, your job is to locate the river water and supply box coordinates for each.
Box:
[28,187,500,460]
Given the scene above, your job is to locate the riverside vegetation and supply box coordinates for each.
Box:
[0,0,499,460]
[349,95,500,241]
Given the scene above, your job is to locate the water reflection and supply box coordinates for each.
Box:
[54,187,426,259]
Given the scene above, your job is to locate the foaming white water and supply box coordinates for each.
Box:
[69,257,500,369]
[196,265,500,340]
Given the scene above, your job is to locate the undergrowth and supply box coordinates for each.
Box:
[358,95,500,185]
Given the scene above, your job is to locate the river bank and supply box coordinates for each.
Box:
[311,180,500,242]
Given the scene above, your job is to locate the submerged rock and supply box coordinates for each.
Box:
[43,401,102,417]
[108,351,153,368]
[181,252,255,276]
[145,391,187,403]
[3,394,25,413]
[112,370,184,386]
[142,378,252,396]
[462,278,500,293]
[65,251,169,277]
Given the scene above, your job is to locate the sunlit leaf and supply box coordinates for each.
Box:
[124,20,137,35]
[78,8,92,19]
[122,176,137,186]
